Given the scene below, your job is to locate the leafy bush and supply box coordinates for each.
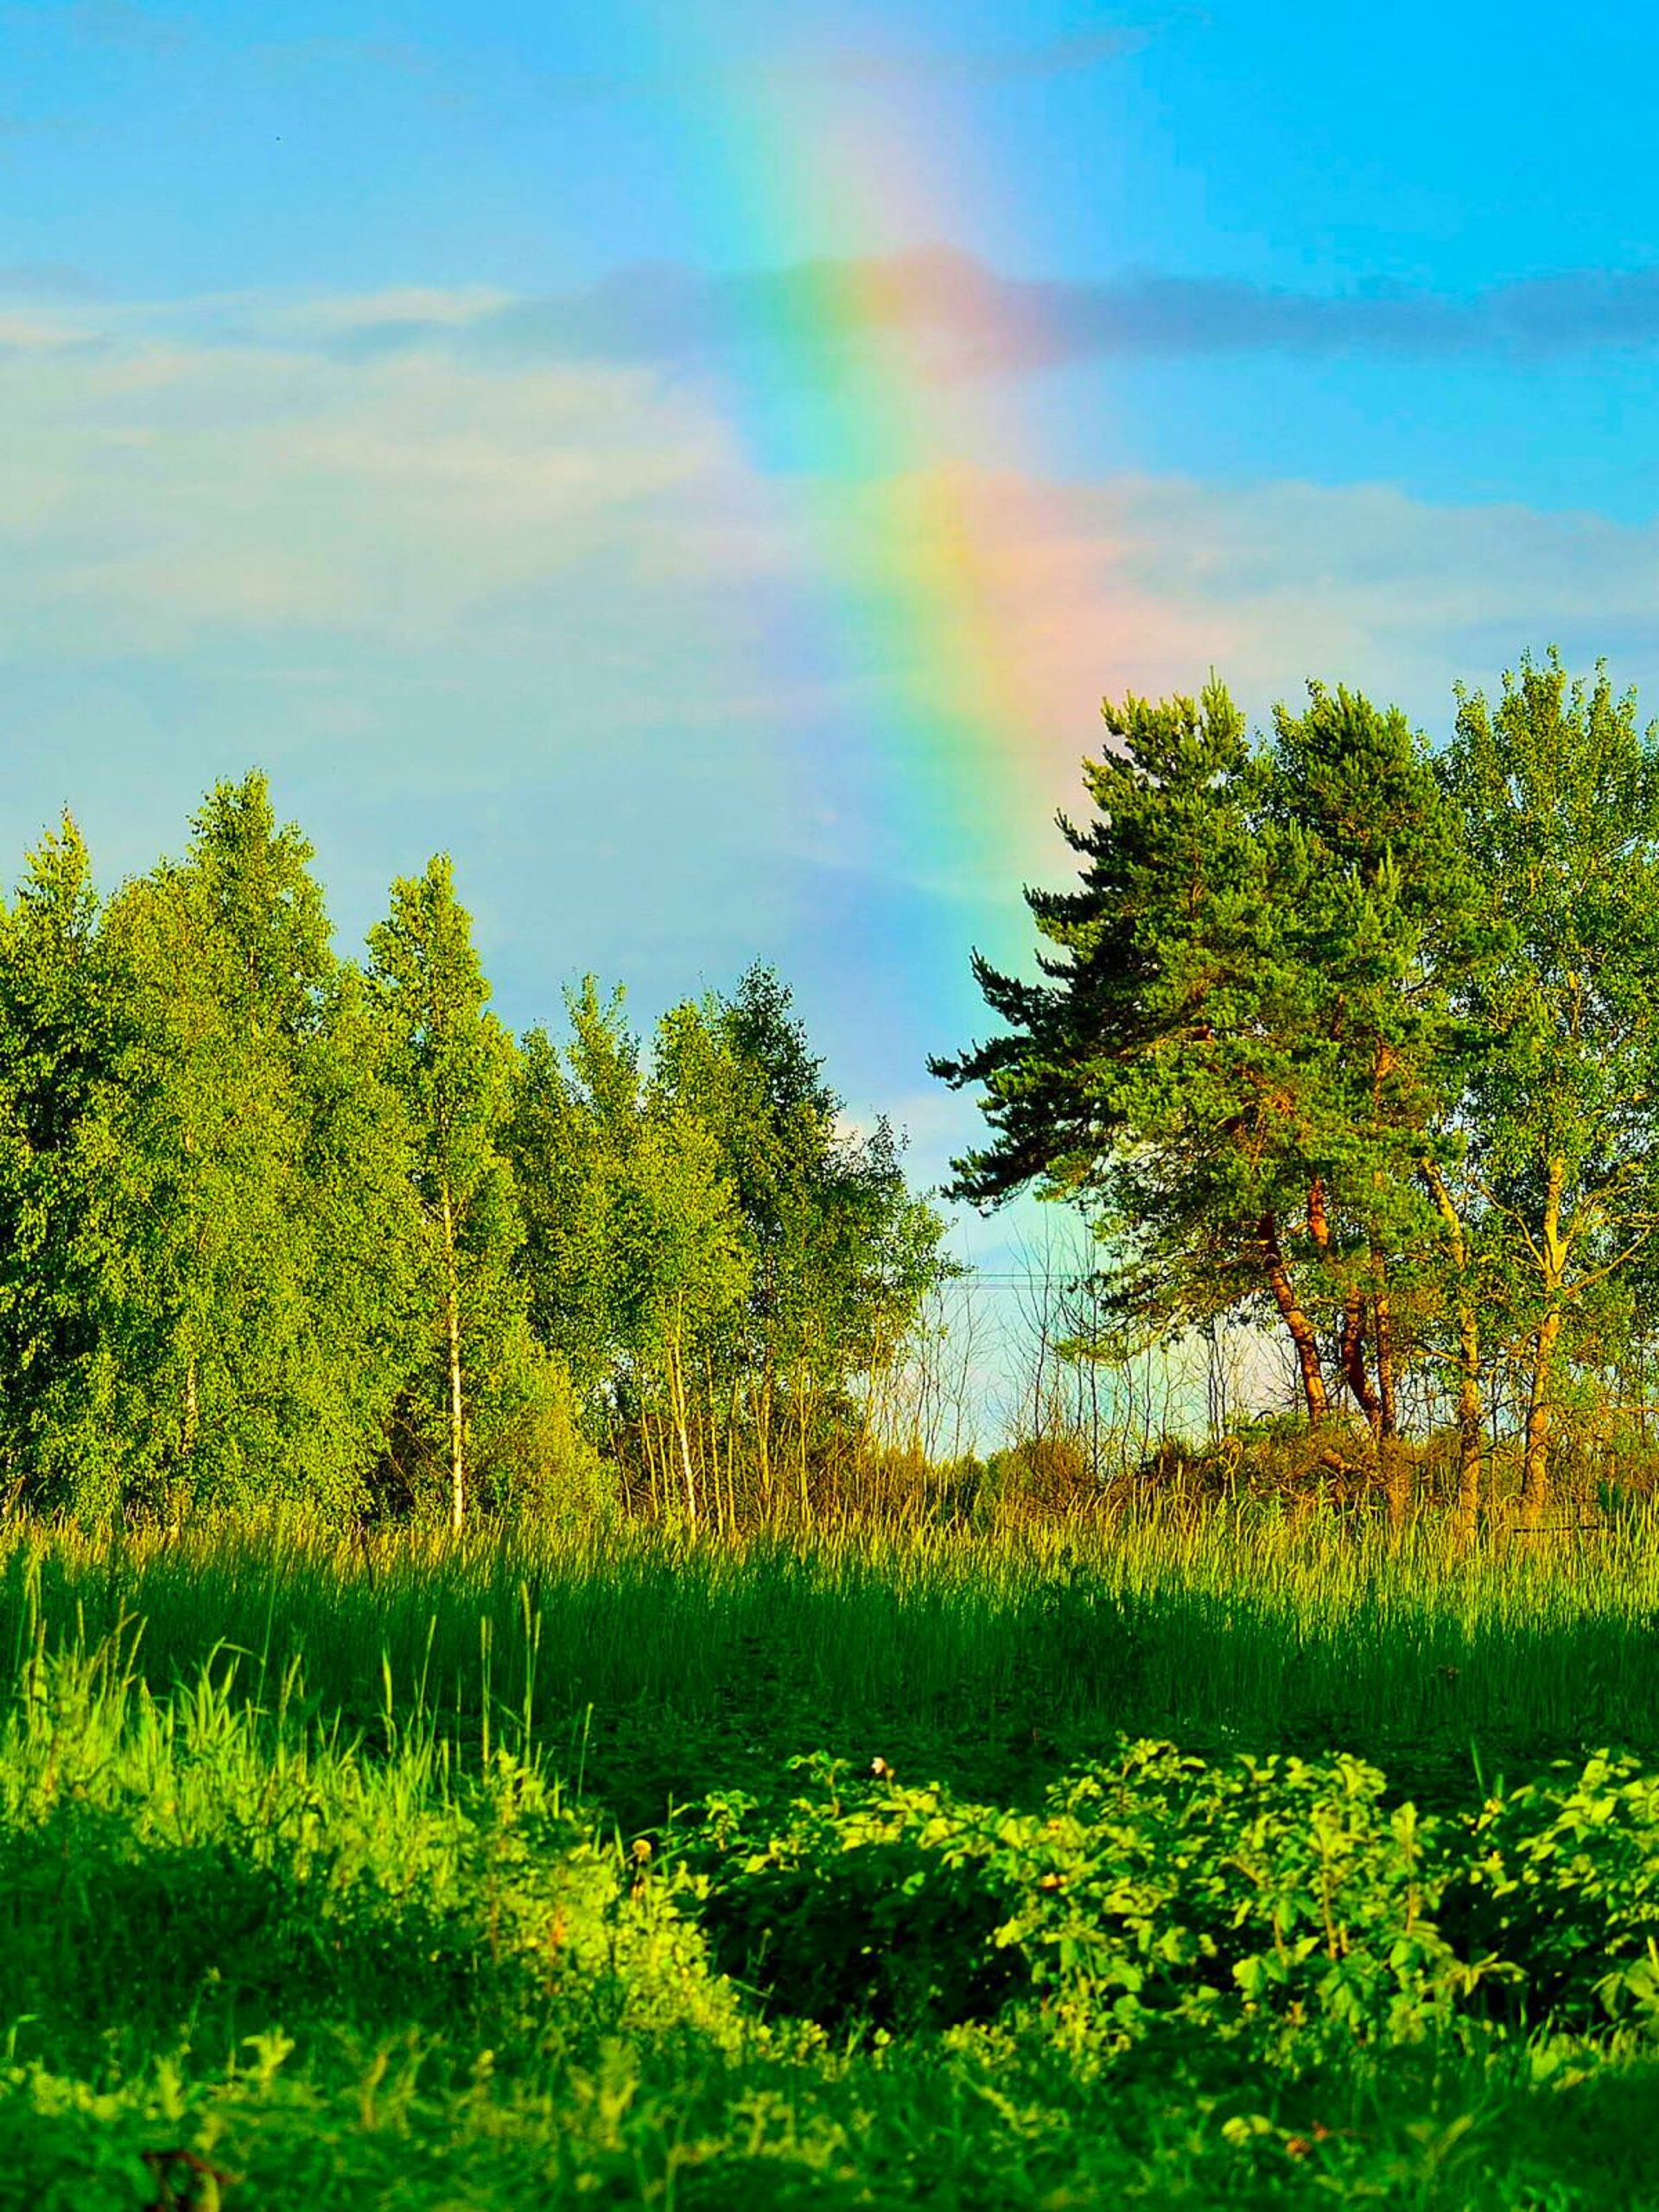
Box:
[8,1563,1659,2208]
[978,1435,1095,1523]
[1450,1753,1659,2031]
[681,1739,1659,2054]
[473,1351,621,1529]
[682,1744,1463,2047]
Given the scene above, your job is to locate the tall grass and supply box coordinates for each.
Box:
[6,1510,1659,2206]
[3,1503,1657,1820]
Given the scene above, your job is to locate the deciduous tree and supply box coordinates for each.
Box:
[368,856,527,1532]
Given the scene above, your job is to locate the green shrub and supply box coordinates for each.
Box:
[980,1435,1094,1522]
[0,1639,735,2071]
[682,1739,1659,2054]
[474,1351,621,1530]
[1450,1753,1659,2031]
[681,1743,1464,2048]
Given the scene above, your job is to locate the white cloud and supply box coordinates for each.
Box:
[0,325,776,657]
[6,289,1657,756]
[1081,474,1659,715]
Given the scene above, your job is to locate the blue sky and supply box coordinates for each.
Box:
[3,0,1659,1289]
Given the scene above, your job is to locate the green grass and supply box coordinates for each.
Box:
[5,1508,1659,1820]
[3,1509,1659,2206]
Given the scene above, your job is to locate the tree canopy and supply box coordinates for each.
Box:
[934,652,1659,1523]
[0,776,947,1529]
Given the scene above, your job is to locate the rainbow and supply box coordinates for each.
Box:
[639,29,1089,964]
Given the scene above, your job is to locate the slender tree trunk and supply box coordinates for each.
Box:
[441,1180,465,1535]
[1306,1177,1382,1438]
[641,1406,661,1520]
[1453,1314,1484,1544]
[655,1410,674,1517]
[1521,1155,1569,1532]
[1423,1160,1485,1542]
[727,1373,742,1533]
[756,1362,774,1514]
[1365,1048,1402,1456]
[1372,1258,1398,1441]
[700,1351,721,1537]
[1369,1259,1408,1528]
[659,1305,698,1528]
[1522,1308,1564,1530]
[1308,1178,1379,1446]
[796,1364,811,1526]
[1261,1211,1329,1428]
[667,1338,697,1527]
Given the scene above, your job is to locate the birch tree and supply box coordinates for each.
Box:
[1445,654,1659,1524]
[368,856,522,1533]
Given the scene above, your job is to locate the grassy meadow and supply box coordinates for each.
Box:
[3,1509,1659,2207]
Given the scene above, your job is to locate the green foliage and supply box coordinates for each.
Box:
[0,780,426,1521]
[655,965,945,1400]
[4,1534,1659,2208]
[508,983,754,1501]
[1453,1753,1659,2031]
[471,1347,621,1529]
[366,855,536,1527]
[937,652,1659,1510]
[934,678,1269,1294]
[932,677,1471,1434]
[0,1633,739,2072]
[1441,657,1659,1497]
[508,967,946,1519]
[0,817,144,1513]
[0,776,940,1532]
[686,1746,1478,2050]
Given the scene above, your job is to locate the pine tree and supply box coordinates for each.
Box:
[933,681,1349,1427]
[1266,683,1482,1512]
[933,679,1470,1453]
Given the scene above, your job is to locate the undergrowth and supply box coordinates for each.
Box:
[3,1514,1658,2206]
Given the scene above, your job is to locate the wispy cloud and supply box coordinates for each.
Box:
[8,286,1659,770]
[67,0,188,53]
[0,263,100,298]
[310,249,1659,380]
[491,16,1166,108]
[0,335,769,657]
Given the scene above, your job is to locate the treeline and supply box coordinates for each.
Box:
[938,652,1659,1529]
[0,778,945,1526]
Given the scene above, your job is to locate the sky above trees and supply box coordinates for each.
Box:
[3,0,1656,1262]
